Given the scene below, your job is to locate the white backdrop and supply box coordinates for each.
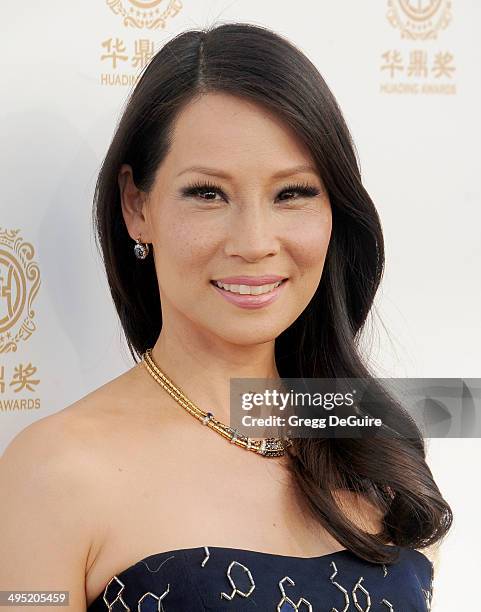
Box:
[1,2,480,610]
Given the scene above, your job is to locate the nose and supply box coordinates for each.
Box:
[223,204,281,262]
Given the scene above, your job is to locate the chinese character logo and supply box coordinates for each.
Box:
[106,0,183,29]
[0,228,41,354]
[387,0,452,40]
[101,38,155,70]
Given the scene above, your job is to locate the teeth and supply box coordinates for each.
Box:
[214,280,283,295]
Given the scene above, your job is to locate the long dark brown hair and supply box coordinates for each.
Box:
[92,22,452,564]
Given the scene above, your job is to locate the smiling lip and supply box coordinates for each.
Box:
[211,278,288,309]
[211,275,287,285]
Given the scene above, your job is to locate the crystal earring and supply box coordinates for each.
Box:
[134,234,149,260]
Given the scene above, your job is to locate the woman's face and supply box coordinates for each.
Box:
[121,92,332,345]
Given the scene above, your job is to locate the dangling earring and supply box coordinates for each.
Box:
[134,234,149,260]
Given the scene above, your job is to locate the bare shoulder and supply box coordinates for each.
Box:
[0,396,106,607]
[0,362,149,605]
[54,360,146,424]
[1,358,174,497]
[0,361,141,459]
[0,361,143,527]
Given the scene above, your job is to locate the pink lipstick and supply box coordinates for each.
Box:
[210,278,288,309]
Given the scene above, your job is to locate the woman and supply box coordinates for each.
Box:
[0,23,452,610]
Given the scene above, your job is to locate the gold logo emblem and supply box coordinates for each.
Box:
[0,229,41,353]
[106,0,183,29]
[387,0,452,39]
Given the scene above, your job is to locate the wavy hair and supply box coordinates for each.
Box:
[92,22,452,564]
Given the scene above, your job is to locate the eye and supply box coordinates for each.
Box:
[180,180,322,204]
[276,182,321,203]
[180,180,226,202]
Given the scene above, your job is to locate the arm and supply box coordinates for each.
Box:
[0,414,96,611]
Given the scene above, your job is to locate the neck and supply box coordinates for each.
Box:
[149,323,280,425]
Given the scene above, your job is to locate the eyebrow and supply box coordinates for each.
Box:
[176,164,319,180]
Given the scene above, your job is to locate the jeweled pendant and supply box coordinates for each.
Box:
[259,437,291,457]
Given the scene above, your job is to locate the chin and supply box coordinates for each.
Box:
[211,325,280,346]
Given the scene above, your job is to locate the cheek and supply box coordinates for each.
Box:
[153,217,220,290]
[287,212,332,270]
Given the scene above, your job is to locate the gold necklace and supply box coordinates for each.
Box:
[141,348,292,457]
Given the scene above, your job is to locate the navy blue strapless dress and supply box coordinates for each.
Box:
[87,544,433,611]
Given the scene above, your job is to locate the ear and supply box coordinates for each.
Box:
[118,164,150,243]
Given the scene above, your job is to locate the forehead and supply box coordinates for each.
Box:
[161,92,317,179]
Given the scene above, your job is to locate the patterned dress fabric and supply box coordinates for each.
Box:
[87,544,434,611]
